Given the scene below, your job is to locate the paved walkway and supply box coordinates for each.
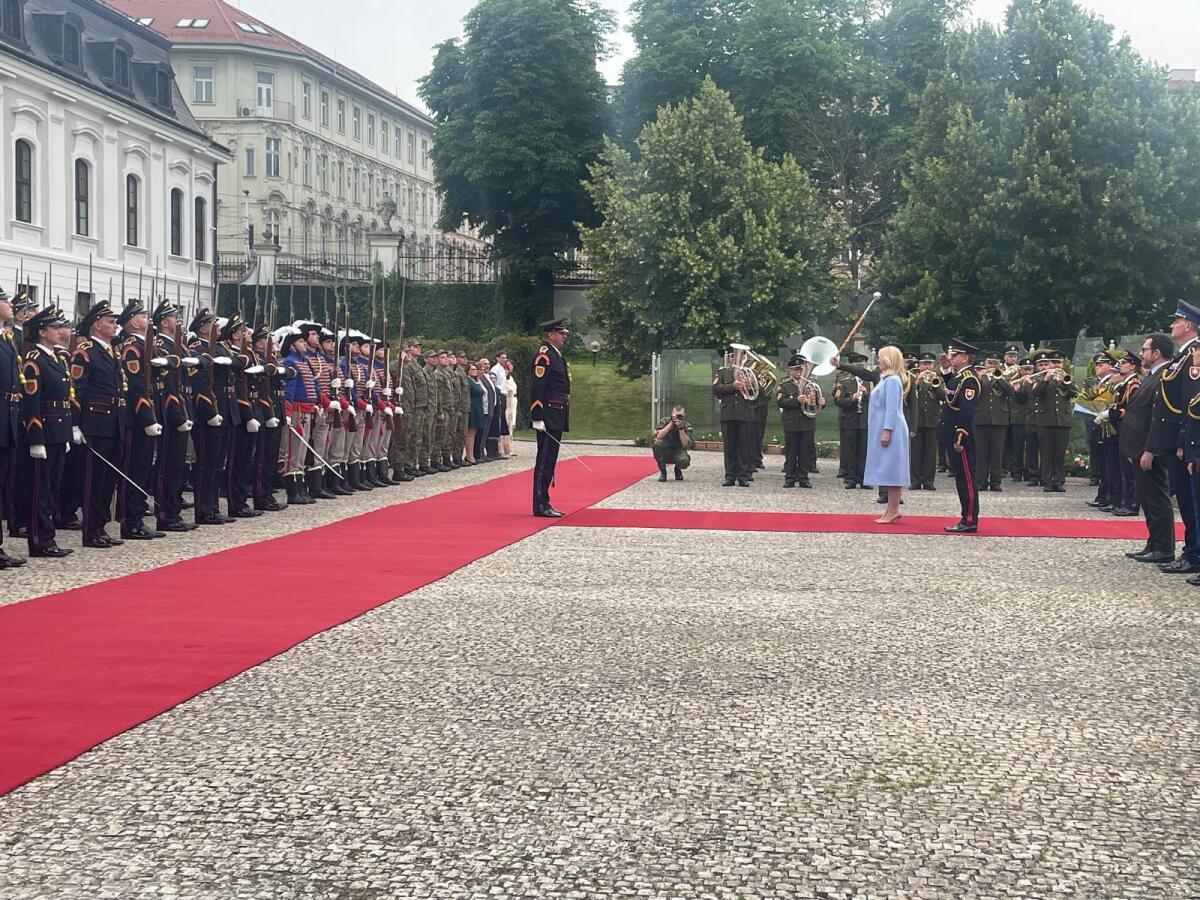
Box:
[1,451,1196,899]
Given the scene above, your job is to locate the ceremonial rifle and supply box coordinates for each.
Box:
[382,271,394,432]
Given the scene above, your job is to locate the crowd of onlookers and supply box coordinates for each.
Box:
[466,354,518,463]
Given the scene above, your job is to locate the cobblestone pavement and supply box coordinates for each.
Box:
[1,450,1197,899]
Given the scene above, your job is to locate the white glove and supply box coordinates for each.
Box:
[1094,412,1108,425]
[330,378,342,389]
[72,426,85,445]
[207,414,223,427]
[384,406,394,417]
[144,423,163,437]
[177,420,193,433]
[348,405,358,417]
[246,419,261,433]
[266,417,280,428]
[182,357,200,366]
[244,365,265,375]
[383,387,393,397]
[214,356,233,366]
[398,406,404,416]
[328,399,342,413]
[29,444,46,459]
[396,386,404,397]
[532,420,546,432]
[65,442,71,454]
[366,380,376,389]
[151,357,169,367]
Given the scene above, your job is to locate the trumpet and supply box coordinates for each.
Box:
[1030,368,1073,385]
[917,370,942,388]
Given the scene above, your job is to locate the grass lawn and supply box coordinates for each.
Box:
[515,359,652,441]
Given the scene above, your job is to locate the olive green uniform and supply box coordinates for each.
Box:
[834,371,871,487]
[1031,374,1077,489]
[653,416,693,476]
[908,375,944,489]
[974,372,1015,489]
[404,358,430,472]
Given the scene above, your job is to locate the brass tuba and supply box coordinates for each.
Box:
[726,343,761,401]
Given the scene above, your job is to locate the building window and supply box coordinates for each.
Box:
[394,126,401,158]
[14,139,31,223]
[337,161,344,199]
[302,147,311,186]
[125,174,138,245]
[192,66,213,103]
[407,131,414,164]
[245,147,255,177]
[317,154,327,192]
[264,209,279,245]
[170,188,184,256]
[256,71,274,116]
[320,90,329,126]
[352,106,360,139]
[301,81,311,119]
[63,21,80,66]
[194,197,207,261]
[74,159,89,235]
[3,0,22,41]
[114,48,129,89]
[156,69,172,107]
[367,174,374,208]
[421,138,428,169]
[381,120,389,154]
[265,137,280,177]
[367,114,375,146]
[337,99,345,133]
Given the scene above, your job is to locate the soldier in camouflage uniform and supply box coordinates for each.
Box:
[432,350,453,471]
[402,342,429,476]
[454,351,470,466]
[420,349,439,474]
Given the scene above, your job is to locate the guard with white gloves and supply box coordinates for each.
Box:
[116,299,168,539]
[187,307,235,525]
[20,305,75,556]
[224,315,266,518]
[150,298,197,532]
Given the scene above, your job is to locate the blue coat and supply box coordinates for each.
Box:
[864,373,910,488]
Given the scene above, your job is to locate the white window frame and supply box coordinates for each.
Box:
[265,137,281,177]
[244,147,256,177]
[320,90,329,127]
[192,65,214,103]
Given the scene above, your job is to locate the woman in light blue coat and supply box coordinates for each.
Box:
[864,345,911,523]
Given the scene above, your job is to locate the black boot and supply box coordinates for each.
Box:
[330,464,354,495]
[288,474,314,505]
[308,468,337,500]
[348,462,370,491]
[675,466,684,481]
[370,460,390,487]
[658,463,668,482]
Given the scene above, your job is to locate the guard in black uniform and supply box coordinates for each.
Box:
[7,291,38,539]
[70,300,127,549]
[116,300,165,540]
[0,287,26,566]
[253,324,287,512]
[189,308,235,526]
[20,306,74,557]
[939,338,982,532]
[151,299,198,533]
[529,319,571,517]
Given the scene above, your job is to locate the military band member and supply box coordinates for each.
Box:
[974,352,1015,491]
[940,338,982,532]
[1001,343,1025,478]
[1085,351,1121,511]
[909,352,944,490]
[833,351,872,489]
[712,345,755,487]
[1105,350,1142,516]
[20,306,74,557]
[152,299,198,532]
[1029,349,1077,492]
[116,300,165,539]
[69,300,127,548]
[777,353,820,488]
[652,404,694,482]
[530,319,571,516]
[0,288,26,566]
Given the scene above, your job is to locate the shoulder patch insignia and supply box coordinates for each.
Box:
[964,388,976,400]
[1191,366,1200,379]
[23,378,36,394]
[128,359,140,375]
[539,345,549,353]
[71,364,84,381]
[534,365,546,378]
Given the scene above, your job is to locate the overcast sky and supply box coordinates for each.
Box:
[238,0,1197,111]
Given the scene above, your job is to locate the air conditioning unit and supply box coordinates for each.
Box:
[239,106,252,117]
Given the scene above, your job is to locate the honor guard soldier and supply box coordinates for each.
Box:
[939,338,982,532]
[974,351,1015,492]
[530,319,571,516]
[0,288,26,566]
[1153,300,1200,572]
[777,352,819,488]
[10,290,36,350]
[20,306,74,557]
[909,352,944,490]
[1029,348,1077,492]
[401,341,428,478]
[279,326,317,504]
[69,300,127,548]
[712,344,756,487]
[116,300,165,540]
[188,308,234,526]
[216,314,261,518]
[312,326,345,497]
[151,299,198,532]
[1105,349,1142,517]
[419,350,440,474]
[253,323,286,511]
[833,351,873,489]
[8,291,40,538]
[387,343,414,482]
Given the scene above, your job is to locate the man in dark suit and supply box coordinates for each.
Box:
[1150,301,1200,573]
[530,320,571,516]
[1123,333,1174,563]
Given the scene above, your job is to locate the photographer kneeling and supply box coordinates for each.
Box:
[653,406,694,482]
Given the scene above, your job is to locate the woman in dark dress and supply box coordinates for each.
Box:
[466,364,486,463]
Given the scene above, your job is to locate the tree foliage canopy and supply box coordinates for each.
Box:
[581,79,840,376]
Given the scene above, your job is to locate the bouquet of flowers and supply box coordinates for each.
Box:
[1074,382,1118,438]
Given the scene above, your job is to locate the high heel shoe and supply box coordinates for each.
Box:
[874,514,903,525]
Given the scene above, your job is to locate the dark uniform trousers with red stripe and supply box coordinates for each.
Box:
[939,366,981,528]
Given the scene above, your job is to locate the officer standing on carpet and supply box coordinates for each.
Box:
[939,338,982,533]
[116,300,165,540]
[151,299,198,532]
[0,287,26,567]
[530,319,571,517]
[20,306,74,557]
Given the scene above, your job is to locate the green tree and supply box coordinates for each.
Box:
[419,0,612,329]
[881,0,1200,344]
[581,79,840,376]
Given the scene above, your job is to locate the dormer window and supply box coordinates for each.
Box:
[2,0,22,42]
[114,47,129,89]
[155,68,172,108]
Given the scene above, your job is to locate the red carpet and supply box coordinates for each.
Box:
[566,507,1181,541]
[0,456,656,797]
